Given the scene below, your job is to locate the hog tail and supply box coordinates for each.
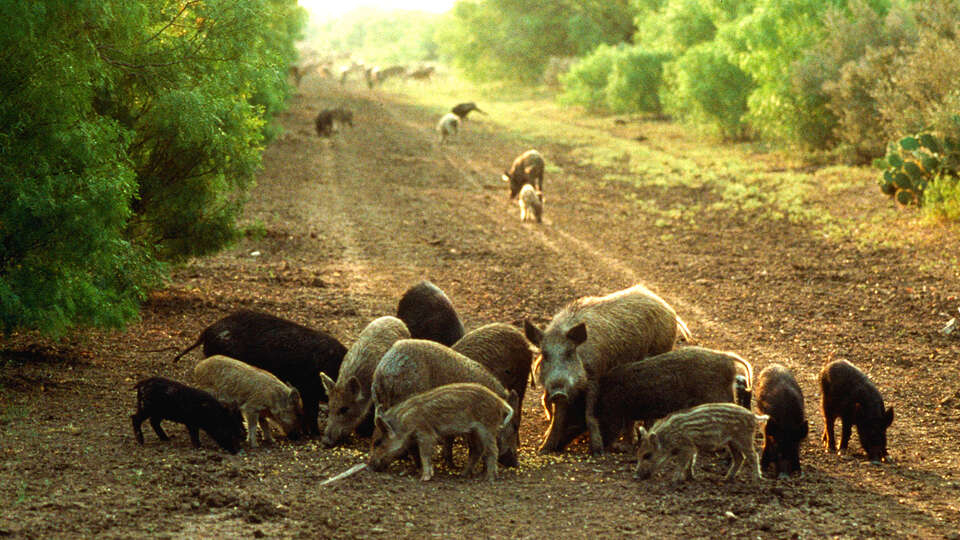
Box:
[500,403,515,432]
[676,316,692,343]
[172,337,204,363]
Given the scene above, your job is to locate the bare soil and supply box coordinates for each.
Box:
[3,76,960,539]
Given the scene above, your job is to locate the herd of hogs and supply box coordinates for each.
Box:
[132,277,894,484]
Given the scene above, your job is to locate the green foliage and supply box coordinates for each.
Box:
[661,42,753,138]
[309,8,441,64]
[0,0,304,337]
[878,126,960,208]
[437,0,636,83]
[559,45,670,114]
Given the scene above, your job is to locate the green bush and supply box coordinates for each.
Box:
[661,42,753,138]
[559,45,619,110]
[605,48,672,113]
[0,0,304,337]
[878,125,960,208]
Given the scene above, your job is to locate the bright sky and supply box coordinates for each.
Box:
[299,0,456,20]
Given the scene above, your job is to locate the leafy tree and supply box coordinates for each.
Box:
[0,0,305,337]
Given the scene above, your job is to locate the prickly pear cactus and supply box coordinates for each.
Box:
[879,120,960,207]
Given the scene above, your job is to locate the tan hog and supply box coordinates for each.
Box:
[634,402,767,483]
[194,355,304,448]
[320,316,410,447]
[367,383,515,482]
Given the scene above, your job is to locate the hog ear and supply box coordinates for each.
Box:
[523,320,543,346]
[635,426,647,441]
[884,407,894,427]
[346,376,363,399]
[374,414,390,436]
[288,387,302,407]
[566,323,587,346]
[319,372,336,395]
[649,432,660,450]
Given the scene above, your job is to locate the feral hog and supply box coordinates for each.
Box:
[635,403,767,482]
[567,346,753,452]
[518,184,544,223]
[315,107,353,137]
[452,322,533,411]
[437,113,460,145]
[368,383,515,482]
[173,309,346,436]
[502,149,545,199]
[320,316,410,446]
[396,281,465,347]
[755,364,808,478]
[819,359,893,464]
[524,284,691,454]
[371,339,520,467]
[194,355,305,448]
[131,377,245,454]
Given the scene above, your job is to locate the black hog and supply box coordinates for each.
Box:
[371,339,520,467]
[553,346,752,451]
[451,102,485,120]
[501,149,545,199]
[452,322,533,426]
[396,281,465,347]
[755,364,808,478]
[172,309,346,436]
[524,283,691,454]
[819,359,893,464]
[131,376,245,454]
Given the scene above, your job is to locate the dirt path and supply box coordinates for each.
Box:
[2,77,960,539]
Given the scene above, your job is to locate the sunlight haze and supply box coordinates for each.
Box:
[300,0,456,20]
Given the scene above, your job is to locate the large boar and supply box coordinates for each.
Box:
[819,359,893,464]
[556,346,753,451]
[320,316,410,446]
[368,383,515,482]
[634,403,767,482]
[502,149,545,199]
[131,376,246,454]
[194,355,305,448]
[755,364,808,478]
[396,281,465,347]
[524,284,691,454]
[173,309,346,436]
[371,339,520,467]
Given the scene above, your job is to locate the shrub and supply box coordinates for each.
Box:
[605,48,672,113]
[878,123,960,209]
[559,44,619,110]
[661,42,753,138]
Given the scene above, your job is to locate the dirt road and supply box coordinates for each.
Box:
[2,76,960,538]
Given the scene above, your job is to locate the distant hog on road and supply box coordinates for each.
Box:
[556,346,754,452]
[131,376,245,454]
[502,149,545,199]
[194,355,305,448]
[371,339,520,467]
[518,184,544,223]
[452,322,533,425]
[320,316,410,447]
[755,364,808,478]
[819,359,893,464]
[635,403,767,483]
[173,309,346,436]
[396,281,465,347]
[368,383,515,482]
[524,283,691,454]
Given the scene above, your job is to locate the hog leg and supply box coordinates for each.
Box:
[259,417,275,445]
[838,417,853,454]
[724,445,745,481]
[131,414,147,445]
[821,412,837,453]
[187,426,201,448]
[674,447,697,482]
[416,434,437,482]
[538,399,569,453]
[462,433,481,477]
[149,417,170,441]
[584,381,604,455]
[746,445,763,480]
[476,427,499,482]
[242,409,260,448]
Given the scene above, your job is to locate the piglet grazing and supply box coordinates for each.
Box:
[518,184,544,223]
[755,364,808,478]
[194,355,305,448]
[368,383,515,482]
[819,359,893,464]
[131,376,245,454]
[634,403,767,483]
